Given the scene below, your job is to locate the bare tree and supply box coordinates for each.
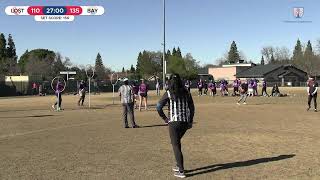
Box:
[274,47,291,64]
[261,46,274,63]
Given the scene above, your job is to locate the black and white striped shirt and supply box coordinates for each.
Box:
[118,85,133,104]
[157,90,195,123]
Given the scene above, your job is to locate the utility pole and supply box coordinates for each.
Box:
[162,0,166,90]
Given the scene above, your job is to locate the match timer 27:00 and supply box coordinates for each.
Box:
[5,6,104,22]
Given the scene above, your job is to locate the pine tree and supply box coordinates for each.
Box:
[136,52,142,76]
[6,34,16,58]
[122,67,125,73]
[0,33,6,58]
[166,50,171,57]
[176,47,182,58]
[172,47,177,56]
[6,34,17,74]
[94,53,106,81]
[304,40,315,75]
[130,64,135,73]
[261,56,265,65]
[292,39,303,64]
[228,41,240,64]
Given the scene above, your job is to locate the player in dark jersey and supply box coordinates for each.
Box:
[138,79,149,111]
[197,79,203,96]
[203,80,208,95]
[307,77,318,112]
[237,81,248,105]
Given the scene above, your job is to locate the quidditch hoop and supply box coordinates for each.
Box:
[51,76,66,92]
[85,65,95,78]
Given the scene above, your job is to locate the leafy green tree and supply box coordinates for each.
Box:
[228,41,240,64]
[52,53,66,75]
[19,49,55,79]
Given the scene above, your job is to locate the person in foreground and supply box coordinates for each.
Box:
[119,78,139,128]
[156,73,195,178]
[307,77,318,112]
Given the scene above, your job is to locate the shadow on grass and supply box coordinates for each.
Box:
[185,154,295,177]
[139,124,168,128]
[0,114,56,119]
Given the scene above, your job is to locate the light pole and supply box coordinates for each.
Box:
[162,0,166,90]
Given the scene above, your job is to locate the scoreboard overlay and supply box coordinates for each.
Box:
[5,6,105,22]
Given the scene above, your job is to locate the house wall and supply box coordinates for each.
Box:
[208,67,237,81]
[264,66,307,86]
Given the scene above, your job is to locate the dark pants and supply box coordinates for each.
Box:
[78,95,85,106]
[233,87,239,95]
[198,88,203,95]
[169,122,189,172]
[262,87,268,96]
[54,93,62,108]
[204,88,208,95]
[308,94,317,109]
[122,103,136,127]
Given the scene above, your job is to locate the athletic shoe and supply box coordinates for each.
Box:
[172,166,180,172]
[315,109,318,112]
[243,102,247,105]
[307,107,310,111]
[174,171,186,178]
[133,125,140,128]
[237,102,240,105]
[125,126,129,128]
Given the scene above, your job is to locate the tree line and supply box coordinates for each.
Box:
[0,32,111,83]
[218,39,320,76]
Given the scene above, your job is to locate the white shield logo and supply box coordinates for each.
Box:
[293,7,304,18]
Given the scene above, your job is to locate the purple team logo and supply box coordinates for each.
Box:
[293,7,304,18]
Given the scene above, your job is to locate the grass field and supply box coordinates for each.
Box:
[0,87,319,180]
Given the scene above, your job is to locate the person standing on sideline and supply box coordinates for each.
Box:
[139,79,149,111]
[232,79,239,96]
[253,79,258,96]
[156,79,161,96]
[307,77,318,112]
[119,78,139,128]
[156,73,195,178]
[52,80,64,111]
[184,80,191,93]
[32,82,37,95]
[237,81,248,105]
[78,80,86,106]
[262,79,269,97]
[197,79,203,96]
[204,80,208,95]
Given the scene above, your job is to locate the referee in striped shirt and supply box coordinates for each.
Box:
[118,78,139,128]
[157,73,195,178]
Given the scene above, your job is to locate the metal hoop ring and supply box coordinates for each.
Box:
[51,76,66,92]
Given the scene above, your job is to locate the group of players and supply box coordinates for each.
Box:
[195,78,268,97]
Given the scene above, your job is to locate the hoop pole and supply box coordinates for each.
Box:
[112,85,115,105]
[89,78,91,108]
